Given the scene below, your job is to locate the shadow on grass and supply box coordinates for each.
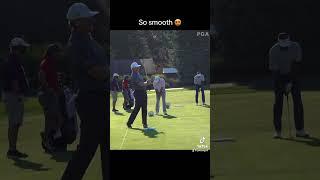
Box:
[130,127,165,138]
[50,150,75,162]
[10,158,50,171]
[201,104,211,108]
[113,111,125,116]
[159,114,177,119]
[281,136,320,147]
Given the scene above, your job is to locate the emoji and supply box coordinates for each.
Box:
[174,19,182,27]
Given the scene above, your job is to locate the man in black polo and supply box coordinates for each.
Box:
[2,37,30,158]
[61,3,108,180]
[127,62,151,129]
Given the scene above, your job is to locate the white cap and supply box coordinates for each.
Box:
[67,3,99,21]
[130,62,141,70]
[10,37,30,47]
[113,73,119,77]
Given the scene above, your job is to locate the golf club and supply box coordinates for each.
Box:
[286,92,293,138]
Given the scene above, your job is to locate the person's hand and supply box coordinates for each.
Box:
[285,83,292,95]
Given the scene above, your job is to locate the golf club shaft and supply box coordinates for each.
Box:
[286,94,292,138]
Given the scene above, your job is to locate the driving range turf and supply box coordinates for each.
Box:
[110,89,211,150]
[0,98,102,180]
[212,86,320,180]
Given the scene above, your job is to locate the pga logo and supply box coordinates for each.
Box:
[197,31,210,37]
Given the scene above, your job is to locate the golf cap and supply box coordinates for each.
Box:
[66,3,99,21]
[278,32,290,41]
[113,73,119,77]
[130,62,141,70]
[10,37,30,47]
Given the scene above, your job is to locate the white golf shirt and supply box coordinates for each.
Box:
[194,73,205,85]
[153,78,166,92]
[269,41,302,74]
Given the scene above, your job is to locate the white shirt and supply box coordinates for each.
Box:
[153,78,166,92]
[194,74,205,85]
[269,41,302,74]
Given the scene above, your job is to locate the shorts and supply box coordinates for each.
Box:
[111,91,118,102]
[2,92,24,127]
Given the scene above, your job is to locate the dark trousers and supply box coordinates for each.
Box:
[127,90,147,127]
[273,75,304,132]
[61,92,109,180]
[195,85,205,104]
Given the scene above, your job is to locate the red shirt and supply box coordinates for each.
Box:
[40,57,59,93]
[122,79,129,90]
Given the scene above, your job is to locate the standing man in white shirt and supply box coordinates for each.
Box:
[194,72,206,105]
[269,32,309,139]
[153,76,167,115]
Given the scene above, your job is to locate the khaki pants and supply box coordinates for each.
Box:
[3,92,24,127]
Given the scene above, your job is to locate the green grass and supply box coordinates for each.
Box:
[110,89,211,150]
[0,98,102,180]
[212,87,320,180]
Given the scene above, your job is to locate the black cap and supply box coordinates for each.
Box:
[45,43,62,57]
[278,32,290,40]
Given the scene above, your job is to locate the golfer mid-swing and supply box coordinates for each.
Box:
[269,32,309,139]
[127,62,151,129]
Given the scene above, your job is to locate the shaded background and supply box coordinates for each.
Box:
[212,0,320,84]
[111,30,210,86]
[0,0,109,93]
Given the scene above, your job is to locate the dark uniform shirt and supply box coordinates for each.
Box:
[2,54,29,94]
[67,32,108,93]
[130,71,146,92]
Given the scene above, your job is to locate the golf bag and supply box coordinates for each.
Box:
[60,87,78,144]
[41,87,78,152]
[123,88,135,110]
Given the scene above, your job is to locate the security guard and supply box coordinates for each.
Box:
[61,3,108,180]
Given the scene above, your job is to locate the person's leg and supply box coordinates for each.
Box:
[61,94,101,180]
[141,93,148,128]
[195,85,199,104]
[162,91,167,113]
[273,79,284,133]
[201,85,205,104]
[99,93,109,180]
[8,125,19,151]
[122,91,128,108]
[155,92,160,114]
[127,92,142,126]
[291,80,304,131]
[111,91,117,111]
[6,93,27,157]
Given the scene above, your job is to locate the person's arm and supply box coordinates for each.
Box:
[290,42,302,79]
[269,46,280,78]
[69,42,108,82]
